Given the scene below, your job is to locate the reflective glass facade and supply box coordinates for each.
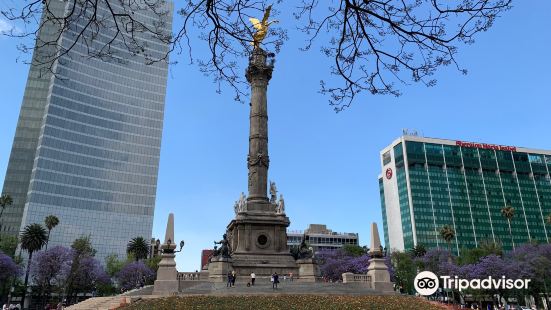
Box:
[380,136,551,254]
[2,1,172,263]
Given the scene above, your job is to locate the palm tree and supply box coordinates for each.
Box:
[127,236,149,261]
[410,244,427,258]
[20,223,48,308]
[0,194,14,234]
[501,204,515,250]
[44,215,60,250]
[439,225,455,252]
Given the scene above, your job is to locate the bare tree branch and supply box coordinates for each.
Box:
[2,0,511,110]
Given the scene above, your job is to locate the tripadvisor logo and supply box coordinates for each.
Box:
[414,271,531,296]
[414,271,439,296]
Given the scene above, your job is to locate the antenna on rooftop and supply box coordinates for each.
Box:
[402,129,420,137]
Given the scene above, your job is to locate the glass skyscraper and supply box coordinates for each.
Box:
[379,135,551,254]
[1,1,172,262]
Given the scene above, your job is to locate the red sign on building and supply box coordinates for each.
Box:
[456,141,517,152]
[386,168,393,180]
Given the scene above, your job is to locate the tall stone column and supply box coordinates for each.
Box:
[245,48,273,203]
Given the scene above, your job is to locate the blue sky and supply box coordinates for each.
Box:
[1,1,550,271]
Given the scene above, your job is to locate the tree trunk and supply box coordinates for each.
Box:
[45,230,51,250]
[507,219,515,250]
[22,251,33,310]
[0,207,5,237]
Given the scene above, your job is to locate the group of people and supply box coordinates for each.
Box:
[225,271,295,289]
[2,303,64,310]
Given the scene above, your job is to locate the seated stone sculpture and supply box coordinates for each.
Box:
[213,233,231,259]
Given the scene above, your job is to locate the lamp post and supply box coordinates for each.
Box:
[175,240,185,253]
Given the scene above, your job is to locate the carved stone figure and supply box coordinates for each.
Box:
[234,200,239,215]
[297,234,313,259]
[248,152,269,168]
[269,181,277,203]
[238,192,247,212]
[213,233,231,258]
[248,5,279,49]
[276,194,285,214]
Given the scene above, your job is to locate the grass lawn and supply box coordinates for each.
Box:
[124,295,446,309]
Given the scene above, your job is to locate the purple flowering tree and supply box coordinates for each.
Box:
[508,243,551,309]
[316,248,395,282]
[462,254,520,306]
[414,248,451,275]
[31,246,73,287]
[62,256,111,294]
[115,261,155,291]
[0,250,21,281]
[31,246,73,302]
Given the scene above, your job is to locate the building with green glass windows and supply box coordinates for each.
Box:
[379,135,551,255]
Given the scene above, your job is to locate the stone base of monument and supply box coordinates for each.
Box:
[153,253,179,295]
[224,203,300,278]
[229,253,299,278]
[208,258,234,283]
[366,258,394,294]
[296,258,320,282]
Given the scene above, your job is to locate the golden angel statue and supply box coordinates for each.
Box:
[249,5,278,49]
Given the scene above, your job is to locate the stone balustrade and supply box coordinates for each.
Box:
[177,272,203,281]
[342,272,373,288]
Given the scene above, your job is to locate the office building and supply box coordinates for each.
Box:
[1,1,173,262]
[379,135,551,254]
[287,224,359,252]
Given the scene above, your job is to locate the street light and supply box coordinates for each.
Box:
[175,240,185,253]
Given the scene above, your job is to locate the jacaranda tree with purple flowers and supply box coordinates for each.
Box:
[115,261,155,291]
[0,250,21,281]
[62,256,111,295]
[316,248,394,282]
[414,248,451,275]
[31,246,72,303]
[507,243,551,309]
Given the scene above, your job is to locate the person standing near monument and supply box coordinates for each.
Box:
[250,272,256,286]
[227,271,233,288]
[231,270,237,287]
[272,272,279,289]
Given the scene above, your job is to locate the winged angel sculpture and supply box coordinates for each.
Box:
[249,5,278,49]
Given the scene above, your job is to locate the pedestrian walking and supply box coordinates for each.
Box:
[272,272,279,289]
[231,270,237,286]
[250,272,256,286]
[289,272,293,282]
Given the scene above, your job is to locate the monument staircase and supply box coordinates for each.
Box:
[177,280,385,296]
[64,296,132,310]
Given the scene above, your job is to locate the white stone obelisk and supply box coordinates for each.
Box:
[367,222,394,293]
[153,213,179,294]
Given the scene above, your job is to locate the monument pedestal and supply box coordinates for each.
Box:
[153,253,178,294]
[207,258,234,283]
[367,258,394,293]
[296,258,320,282]
[153,213,179,295]
[227,208,299,277]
